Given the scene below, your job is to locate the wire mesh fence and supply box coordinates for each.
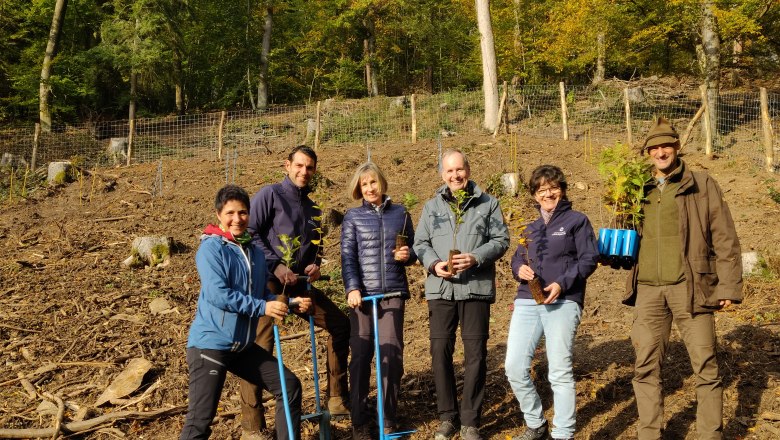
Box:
[1,83,778,173]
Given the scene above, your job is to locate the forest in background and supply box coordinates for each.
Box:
[2,0,780,123]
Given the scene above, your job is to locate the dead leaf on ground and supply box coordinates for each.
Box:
[95,358,153,406]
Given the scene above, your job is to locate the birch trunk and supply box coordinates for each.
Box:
[593,32,605,85]
[476,0,499,132]
[39,0,68,133]
[701,0,720,148]
[257,4,273,110]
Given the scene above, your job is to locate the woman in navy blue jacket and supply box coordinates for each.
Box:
[341,163,416,440]
[505,166,598,440]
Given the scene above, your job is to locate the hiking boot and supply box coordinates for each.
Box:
[241,428,274,440]
[460,426,483,440]
[352,424,372,440]
[512,421,549,440]
[434,420,460,440]
[328,397,350,417]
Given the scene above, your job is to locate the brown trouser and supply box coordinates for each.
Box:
[239,281,350,432]
[630,283,723,440]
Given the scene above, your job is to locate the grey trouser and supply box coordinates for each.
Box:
[349,297,405,427]
[631,283,723,440]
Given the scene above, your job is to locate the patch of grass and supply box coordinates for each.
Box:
[768,186,780,204]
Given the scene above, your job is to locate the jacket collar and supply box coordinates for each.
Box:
[281,175,312,199]
[435,180,482,200]
[362,195,391,212]
[534,198,572,221]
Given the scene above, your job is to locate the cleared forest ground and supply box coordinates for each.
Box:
[1,132,779,439]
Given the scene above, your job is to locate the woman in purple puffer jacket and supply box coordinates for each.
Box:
[341,162,416,440]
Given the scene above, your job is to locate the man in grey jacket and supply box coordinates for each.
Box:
[413,149,509,440]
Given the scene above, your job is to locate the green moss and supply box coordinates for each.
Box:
[150,243,170,266]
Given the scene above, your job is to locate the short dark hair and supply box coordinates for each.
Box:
[528,165,567,198]
[215,184,250,213]
[288,145,318,165]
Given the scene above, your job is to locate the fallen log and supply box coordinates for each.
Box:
[679,104,705,151]
[0,405,186,438]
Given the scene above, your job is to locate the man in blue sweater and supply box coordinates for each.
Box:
[239,146,351,440]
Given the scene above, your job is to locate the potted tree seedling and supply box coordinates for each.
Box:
[395,192,418,261]
[275,234,301,308]
[447,188,472,274]
[597,142,652,269]
[505,204,546,304]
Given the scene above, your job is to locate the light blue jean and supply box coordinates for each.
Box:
[505,299,582,439]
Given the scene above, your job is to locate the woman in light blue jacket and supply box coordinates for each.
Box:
[180,185,311,440]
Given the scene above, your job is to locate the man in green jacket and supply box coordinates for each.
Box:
[625,118,743,440]
[413,149,509,440]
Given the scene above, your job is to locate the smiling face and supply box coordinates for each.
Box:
[360,172,383,205]
[284,151,317,188]
[441,152,470,193]
[534,179,562,212]
[217,199,249,237]
[647,142,680,176]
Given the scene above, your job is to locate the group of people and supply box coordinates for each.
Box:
[179,117,743,440]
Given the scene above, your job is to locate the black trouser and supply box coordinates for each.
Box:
[428,299,490,428]
[349,297,405,427]
[179,346,301,440]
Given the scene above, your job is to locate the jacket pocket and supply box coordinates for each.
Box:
[691,257,720,308]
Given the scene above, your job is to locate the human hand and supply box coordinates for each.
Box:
[394,246,410,262]
[274,264,298,285]
[542,282,562,304]
[718,299,733,310]
[347,290,362,309]
[516,264,535,281]
[451,253,476,274]
[434,261,453,279]
[304,264,321,282]
[292,297,313,313]
[265,300,289,320]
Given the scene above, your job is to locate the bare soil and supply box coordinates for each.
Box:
[1,133,779,439]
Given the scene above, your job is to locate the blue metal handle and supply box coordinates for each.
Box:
[274,323,295,440]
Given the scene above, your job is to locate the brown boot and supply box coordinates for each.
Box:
[327,396,350,417]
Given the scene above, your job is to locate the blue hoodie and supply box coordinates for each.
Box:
[510,200,599,306]
[187,227,274,351]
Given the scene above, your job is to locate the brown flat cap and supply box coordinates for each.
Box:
[643,117,679,151]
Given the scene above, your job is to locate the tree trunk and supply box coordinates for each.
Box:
[173,50,184,114]
[701,0,720,147]
[593,32,605,85]
[257,4,273,110]
[363,17,378,97]
[39,0,68,133]
[476,0,499,132]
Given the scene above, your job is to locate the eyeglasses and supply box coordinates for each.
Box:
[535,186,561,196]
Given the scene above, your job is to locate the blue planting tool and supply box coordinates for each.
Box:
[361,292,416,440]
[273,275,334,440]
[299,276,331,440]
[273,322,295,440]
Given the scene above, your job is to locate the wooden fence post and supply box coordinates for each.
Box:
[315,101,321,151]
[493,81,508,138]
[760,87,775,173]
[559,81,569,141]
[126,117,135,166]
[217,111,226,160]
[624,88,633,147]
[31,123,41,171]
[411,94,417,144]
[699,84,713,158]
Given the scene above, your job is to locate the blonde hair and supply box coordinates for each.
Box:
[348,162,388,200]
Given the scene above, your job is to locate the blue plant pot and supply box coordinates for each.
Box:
[598,228,639,269]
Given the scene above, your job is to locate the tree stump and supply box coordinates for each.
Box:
[47,161,71,185]
[123,236,172,268]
